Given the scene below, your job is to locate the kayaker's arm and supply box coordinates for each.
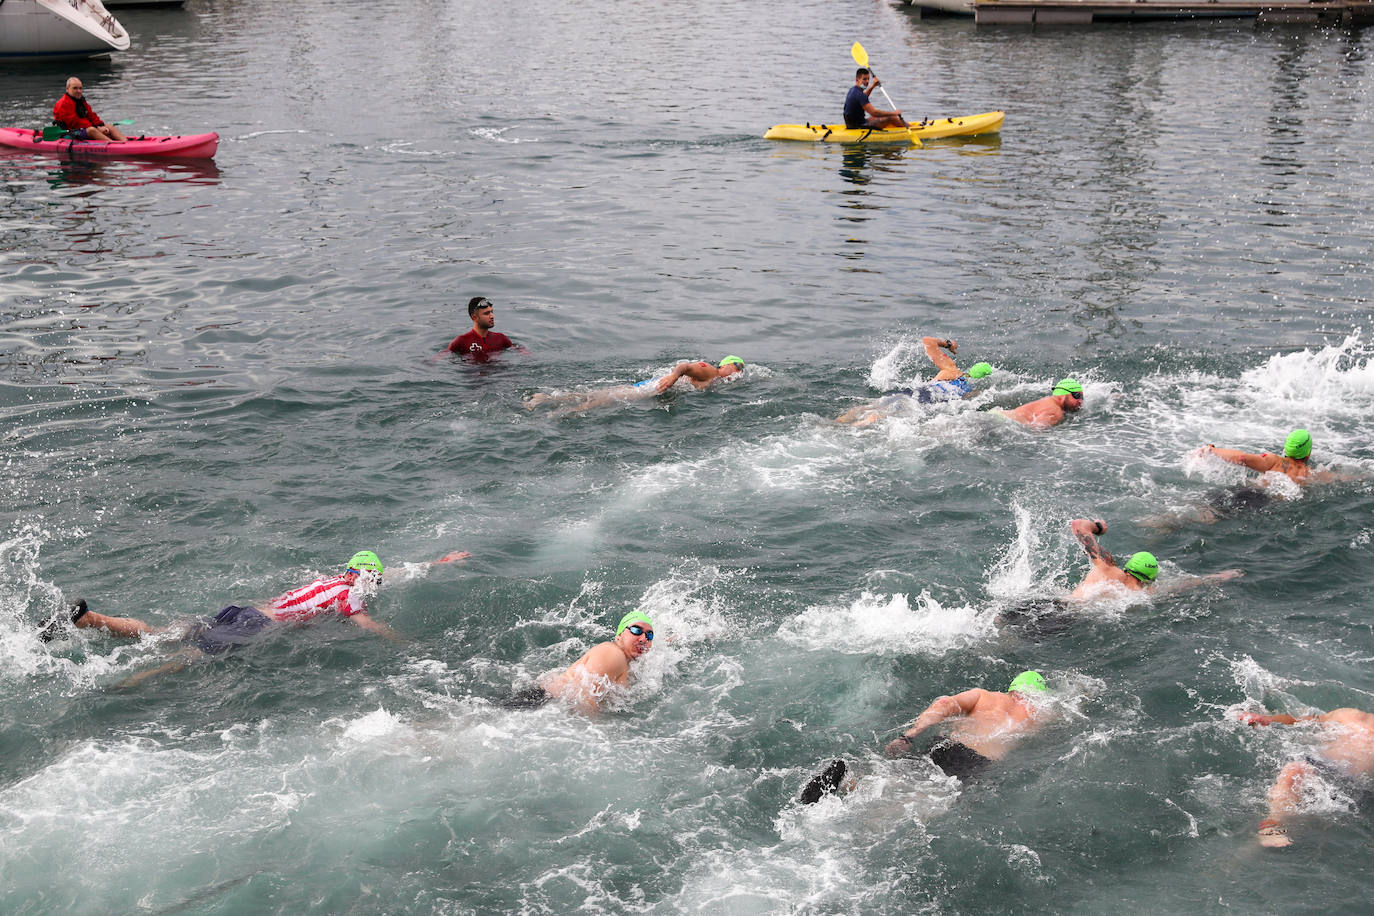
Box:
[862,98,902,120]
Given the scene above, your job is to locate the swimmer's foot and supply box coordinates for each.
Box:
[1258,819,1292,848]
[800,759,848,805]
[523,393,549,410]
[37,598,89,642]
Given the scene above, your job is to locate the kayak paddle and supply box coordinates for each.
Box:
[850,42,900,113]
[38,119,134,141]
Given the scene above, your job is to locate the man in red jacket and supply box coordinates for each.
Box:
[52,78,126,142]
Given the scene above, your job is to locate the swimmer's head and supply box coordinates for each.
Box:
[467,296,493,317]
[719,356,745,372]
[1283,428,1312,460]
[968,362,993,379]
[347,550,384,578]
[1053,378,1084,410]
[1123,551,1158,584]
[616,611,654,636]
[1008,670,1048,694]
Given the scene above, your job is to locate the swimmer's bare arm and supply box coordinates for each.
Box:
[885,689,981,756]
[921,337,962,381]
[1237,711,1307,727]
[1201,445,1280,474]
[654,363,692,393]
[681,361,724,389]
[1070,518,1117,570]
[1154,569,1244,595]
[348,612,403,642]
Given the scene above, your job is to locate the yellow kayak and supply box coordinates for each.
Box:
[763,111,1004,145]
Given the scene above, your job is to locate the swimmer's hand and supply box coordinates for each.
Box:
[884,735,914,757]
[1214,569,1243,581]
[434,550,471,564]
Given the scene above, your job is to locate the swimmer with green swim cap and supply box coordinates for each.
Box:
[877,673,1055,776]
[991,375,1085,428]
[541,610,656,714]
[804,668,1059,804]
[836,335,995,426]
[1200,428,1317,485]
[1145,427,1360,529]
[1069,517,1240,600]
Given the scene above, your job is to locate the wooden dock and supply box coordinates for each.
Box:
[905,0,1374,25]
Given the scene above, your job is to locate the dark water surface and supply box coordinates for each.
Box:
[2,1,1373,913]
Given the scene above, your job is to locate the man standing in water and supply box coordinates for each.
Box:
[445,297,522,360]
[1238,706,1374,848]
[991,378,1085,428]
[1068,518,1240,599]
[836,336,994,426]
[52,78,127,143]
[801,671,1054,804]
[538,611,655,714]
[525,357,744,414]
[844,68,908,130]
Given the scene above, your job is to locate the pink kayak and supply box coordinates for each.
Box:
[0,127,218,160]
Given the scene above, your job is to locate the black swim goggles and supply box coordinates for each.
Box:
[625,624,654,640]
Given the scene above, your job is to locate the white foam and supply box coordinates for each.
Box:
[779,590,995,656]
[470,127,539,144]
[338,706,406,743]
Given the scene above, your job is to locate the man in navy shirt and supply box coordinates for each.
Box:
[844,68,907,130]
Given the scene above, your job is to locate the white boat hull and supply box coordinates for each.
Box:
[906,0,976,13]
[0,0,130,59]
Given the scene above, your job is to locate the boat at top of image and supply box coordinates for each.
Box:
[0,0,130,60]
[0,127,218,159]
[763,111,1004,145]
[101,0,185,7]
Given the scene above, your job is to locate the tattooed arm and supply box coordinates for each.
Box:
[1070,518,1118,570]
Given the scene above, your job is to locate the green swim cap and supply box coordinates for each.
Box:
[719,356,745,369]
[1008,670,1048,694]
[616,611,654,635]
[1052,378,1083,396]
[1123,551,1158,584]
[1283,428,1312,460]
[347,550,383,576]
[968,362,993,379]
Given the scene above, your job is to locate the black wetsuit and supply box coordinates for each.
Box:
[499,684,552,709]
[1206,486,1271,518]
[924,738,992,780]
[996,598,1076,639]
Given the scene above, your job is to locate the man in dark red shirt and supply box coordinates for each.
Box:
[445,297,522,360]
[52,77,127,142]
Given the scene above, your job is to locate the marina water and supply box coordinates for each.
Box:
[2,1,1373,912]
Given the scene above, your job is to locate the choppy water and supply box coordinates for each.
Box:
[2,1,1373,913]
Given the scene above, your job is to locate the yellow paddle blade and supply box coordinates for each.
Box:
[850,41,869,68]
